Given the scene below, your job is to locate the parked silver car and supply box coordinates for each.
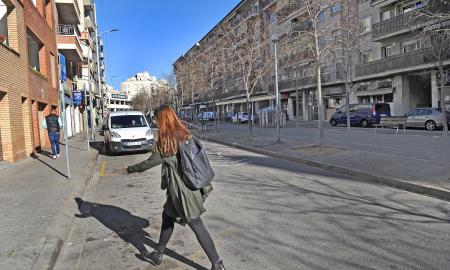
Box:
[404,108,450,131]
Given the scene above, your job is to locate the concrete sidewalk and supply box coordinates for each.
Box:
[193,123,450,201]
[0,133,102,270]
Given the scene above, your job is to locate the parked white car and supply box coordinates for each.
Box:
[103,111,154,154]
[232,112,251,123]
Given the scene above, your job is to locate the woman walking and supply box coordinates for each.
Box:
[124,105,226,270]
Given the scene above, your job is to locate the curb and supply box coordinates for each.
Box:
[30,150,101,270]
[197,134,450,202]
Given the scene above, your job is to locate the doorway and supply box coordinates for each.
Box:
[0,92,5,161]
[38,102,47,149]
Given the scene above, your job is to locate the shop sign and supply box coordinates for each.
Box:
[73,91,83,106]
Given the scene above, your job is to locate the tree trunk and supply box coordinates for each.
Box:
[246,98,253,137]
[346,82,351,131]
[439,66,448,136]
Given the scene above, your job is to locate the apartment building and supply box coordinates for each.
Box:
[174,0,276,119]
[175,0,450,121]
[0,0,31,162]
[25,0,60,151]
[105,90,132,112]
[121,71,164,97]
[353,0,450,116]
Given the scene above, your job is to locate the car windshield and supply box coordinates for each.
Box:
[111,115,147,129]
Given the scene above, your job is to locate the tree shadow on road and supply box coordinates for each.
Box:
[74,198,208,270]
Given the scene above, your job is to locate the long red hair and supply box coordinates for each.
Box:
[156,105,191,157]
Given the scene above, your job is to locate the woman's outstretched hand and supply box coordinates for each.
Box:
[123,166,129,174]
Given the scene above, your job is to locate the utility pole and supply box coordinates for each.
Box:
[59,54,71,179]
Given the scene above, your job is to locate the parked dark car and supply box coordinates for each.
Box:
[225,112,233,122]
[329,103,391,128]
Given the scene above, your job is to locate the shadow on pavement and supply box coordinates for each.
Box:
[74,198,208,270]
[30,152,68,178]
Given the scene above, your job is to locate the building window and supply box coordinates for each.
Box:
[381,10,391,21]
[382,46,392,59]
[361,16,372,34]
[50,53,56,87]
[330,4,341,16]
[361,52,373,64]
[28,32,43,72]
[402,39,422,53]
[401,1,423,14]
[0,0,12,46]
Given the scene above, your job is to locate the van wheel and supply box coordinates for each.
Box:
[361,119,369,128]
[330,119,337,127]
[425,120,436,131]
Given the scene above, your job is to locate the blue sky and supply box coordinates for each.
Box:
[96,0,241,89]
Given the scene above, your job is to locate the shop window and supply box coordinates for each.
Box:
[384,93,393,102]
[358,96,370,104]
[373,95,383,103]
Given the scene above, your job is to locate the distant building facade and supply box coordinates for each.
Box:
[121,71,162,97]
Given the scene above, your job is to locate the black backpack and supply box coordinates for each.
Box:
[178,136,215,190]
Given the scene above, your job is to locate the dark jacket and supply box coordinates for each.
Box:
[45,114,60,133]
[127,144,206,224]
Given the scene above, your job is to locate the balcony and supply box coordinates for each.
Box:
[372,2,450,41]
[57,24,83,62]
[85,15,95,31]
[55,0,80,24]
[278,71,344,91]
[355,50,450,78]
[84,0,94,11]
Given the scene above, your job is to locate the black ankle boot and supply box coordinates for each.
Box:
[211,259,226,270]
[142,249,163,265]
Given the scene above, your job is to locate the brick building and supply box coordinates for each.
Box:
[25,0,60,152]
[0,0,31,162]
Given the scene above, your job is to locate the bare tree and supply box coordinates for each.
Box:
[131,90,152,115]
[221,11,274,136]
[413,0,450,135]
[294,0,339,147]
[331,0,360,130]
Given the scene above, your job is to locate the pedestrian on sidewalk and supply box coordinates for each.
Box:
[124,105,226,270]
[42,108,62,159]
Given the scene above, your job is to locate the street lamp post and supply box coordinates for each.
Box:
[93,2,119,140]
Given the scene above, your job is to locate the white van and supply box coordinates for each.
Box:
[103,111,154,154]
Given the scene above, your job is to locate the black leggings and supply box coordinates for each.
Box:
[157,212,220,264]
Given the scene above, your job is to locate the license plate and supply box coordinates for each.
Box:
[126,142,141,146]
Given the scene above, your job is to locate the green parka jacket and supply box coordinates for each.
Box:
[127,145,206,224]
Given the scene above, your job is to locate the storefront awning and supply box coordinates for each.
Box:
[216,95,276,106]
[356,88,393,97]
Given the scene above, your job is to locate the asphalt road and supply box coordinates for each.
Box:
[54,141,450,270]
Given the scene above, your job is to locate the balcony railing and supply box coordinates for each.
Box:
[372,2,450,40]
[278,71,344,90]
[354,50,450,77]
[58,24,75,35]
